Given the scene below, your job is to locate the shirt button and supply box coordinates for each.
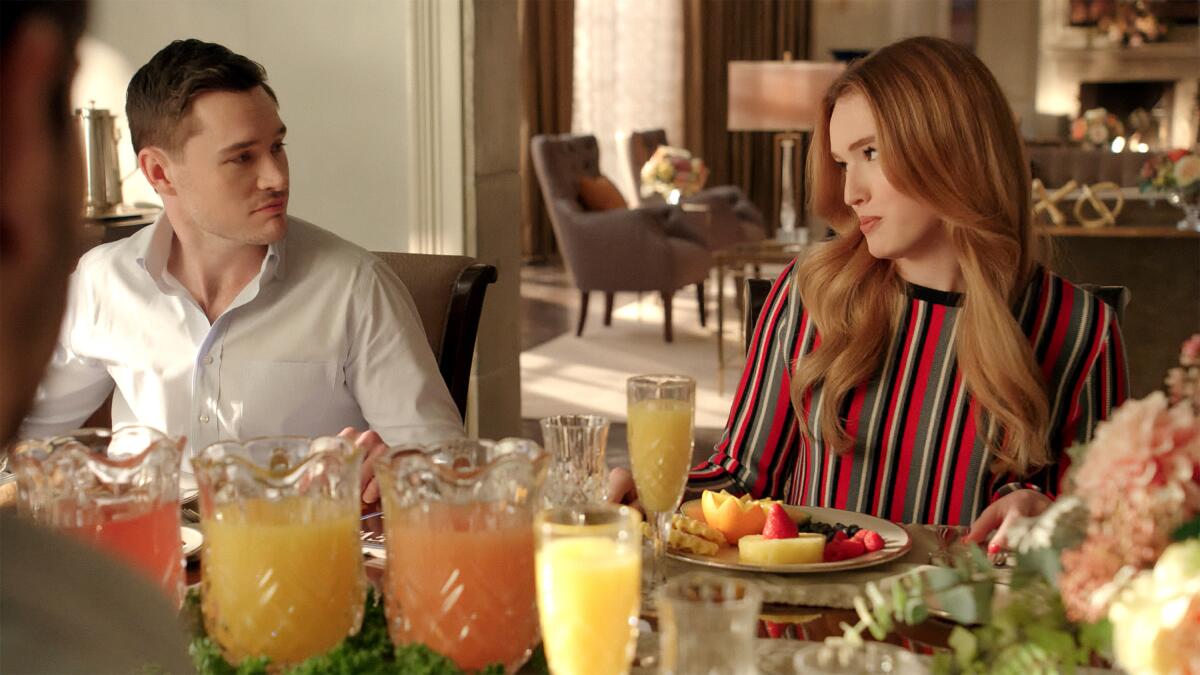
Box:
[199,414,210,424]
[203,355,214,365]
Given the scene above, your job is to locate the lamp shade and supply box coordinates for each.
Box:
[727,61,846,132]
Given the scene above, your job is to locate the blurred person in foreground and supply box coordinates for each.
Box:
[0,2,192,671]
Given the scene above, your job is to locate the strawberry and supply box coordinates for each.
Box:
[862,530,884,552]
[762,503,799,539]
[833,530,849,543]
[851,529,868,541]
[840,539,866,559]
[823,541,845,562]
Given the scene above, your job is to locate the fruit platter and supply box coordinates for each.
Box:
[663,490,912,573]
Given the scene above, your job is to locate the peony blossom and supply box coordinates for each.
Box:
[1059,392,1200,621]
[1109,540,1200,675]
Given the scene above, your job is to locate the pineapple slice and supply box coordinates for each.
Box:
[737,533,825,565]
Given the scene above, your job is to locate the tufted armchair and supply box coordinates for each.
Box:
[530,134,712,342]
[628,129,767,250]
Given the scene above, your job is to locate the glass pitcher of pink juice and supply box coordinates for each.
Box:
[375,438,548,673]
[11,426,185,606]
[191,436,365,668]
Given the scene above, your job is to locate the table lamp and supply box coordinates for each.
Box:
[727,57,845,239]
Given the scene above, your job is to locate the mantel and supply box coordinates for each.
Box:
[1042,41,1200,81]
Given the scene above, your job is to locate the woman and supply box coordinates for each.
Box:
[609,36,1127,553]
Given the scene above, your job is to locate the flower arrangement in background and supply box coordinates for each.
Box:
[1141,148,1200,230]
[1099,0,1167,47]
[640,146,708,204]
[1140,148,1200,198]
[1070,107,1125,150]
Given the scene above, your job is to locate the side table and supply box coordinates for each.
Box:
[714,240,807,370]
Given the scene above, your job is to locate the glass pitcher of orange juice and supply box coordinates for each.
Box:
[375,438,547,673]
[11,426,185,606]
[192,436,365,668]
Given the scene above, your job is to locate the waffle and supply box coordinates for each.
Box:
[643,514,724,556]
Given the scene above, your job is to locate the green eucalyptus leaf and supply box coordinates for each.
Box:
[892,578,907,616]
[1172,514,1200,542]
[904,599,929,626]
[1078,618,1113,660]
[948,626,978,668]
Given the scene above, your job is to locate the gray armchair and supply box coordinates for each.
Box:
[628,129,766,250]
[530,134,711,342]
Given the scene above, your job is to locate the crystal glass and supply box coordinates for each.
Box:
[536,504,642,675]
[627,374,695,589]
[1167,188,1200,232]
[11,426,185,605]
[191,436,365,667]
[540,414,609,506]
[657,573,762,675]
[375,438,547,673]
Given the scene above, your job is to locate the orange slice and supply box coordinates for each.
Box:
[700,490,767,544]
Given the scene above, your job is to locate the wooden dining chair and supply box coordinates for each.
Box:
[372,252,498,419]
[741,279,1131,356]
[743,277,774,356]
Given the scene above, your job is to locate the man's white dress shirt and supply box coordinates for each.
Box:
[21,214,464,451]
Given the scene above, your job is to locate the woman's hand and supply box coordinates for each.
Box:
[606,467,642,512]
[964,489,1052,555]
[338,427,389,506]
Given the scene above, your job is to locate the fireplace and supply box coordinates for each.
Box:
[1037,0,1200,148]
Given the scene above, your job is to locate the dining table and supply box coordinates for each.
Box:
[179,515,1007,674]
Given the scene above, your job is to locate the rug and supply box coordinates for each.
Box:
[520,290,747,430]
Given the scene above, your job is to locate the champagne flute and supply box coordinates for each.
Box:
[626,374,695,591]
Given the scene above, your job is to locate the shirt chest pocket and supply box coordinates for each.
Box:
[236,360,341,438]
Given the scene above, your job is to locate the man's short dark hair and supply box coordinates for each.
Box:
[1,1,88,138]
[126,39,277,154]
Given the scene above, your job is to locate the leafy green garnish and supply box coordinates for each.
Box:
[184,588,525,675]
[1172,513,1200,542]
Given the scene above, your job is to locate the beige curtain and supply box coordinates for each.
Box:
[571,0,684,204]
[519,0,574,261]
[682,0,810,235]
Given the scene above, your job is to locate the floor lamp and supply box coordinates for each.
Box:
[727,59,845,240]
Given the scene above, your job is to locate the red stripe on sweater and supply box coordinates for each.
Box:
[880,299,921,520]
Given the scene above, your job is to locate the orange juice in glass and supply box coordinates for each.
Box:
[12,426,185,605]
[536,504,641,675]
[627,374,694,590]
[192,436,365,667]
[376,438,547,673]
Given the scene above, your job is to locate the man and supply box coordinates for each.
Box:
[1,2,192,671]
[22,39,463,499]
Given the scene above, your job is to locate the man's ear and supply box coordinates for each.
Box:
[0,17,66,263]
[138,146,178,197]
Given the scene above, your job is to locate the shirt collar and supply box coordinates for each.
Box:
[135,212,289,287]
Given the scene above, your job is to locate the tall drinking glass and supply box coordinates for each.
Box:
[627,374,695,589]
[192,436,365,667]
[375,438,547,673]
[536,504,642,675]
[11,426,185,605]
[657,573,762,675]
[540,414,609,506]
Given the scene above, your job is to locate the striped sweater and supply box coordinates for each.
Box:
[689,262,1128,525]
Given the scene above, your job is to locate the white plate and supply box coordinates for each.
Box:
[179,472,199,505]
[669,501,912,574]
[181,524,203,559]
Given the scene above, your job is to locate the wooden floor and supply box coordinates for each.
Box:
[518,261,723,470]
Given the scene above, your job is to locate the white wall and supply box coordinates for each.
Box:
[83,0,413,252]
[810,0,951,62]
